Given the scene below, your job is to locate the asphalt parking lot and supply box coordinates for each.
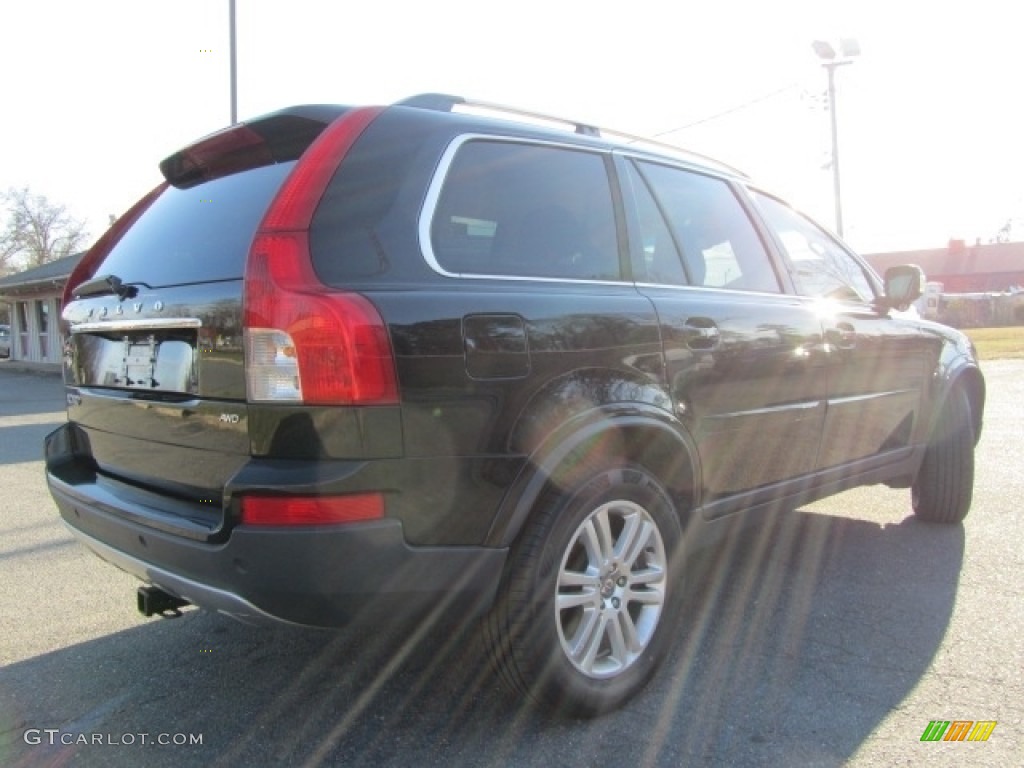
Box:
[0,360,1021,767]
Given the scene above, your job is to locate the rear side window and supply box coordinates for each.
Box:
[95,162,294,287]
[632,160,781,293]
[625,163,688,285]
[429,140,622,281]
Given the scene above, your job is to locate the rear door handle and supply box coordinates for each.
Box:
[684,318,720,351]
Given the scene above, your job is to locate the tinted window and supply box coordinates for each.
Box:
[431,141,621,280]
[310,111,433,283]
[624,163,688,285]
[96,162,294,287]
[634,161,780,292]
[753,191,876,302]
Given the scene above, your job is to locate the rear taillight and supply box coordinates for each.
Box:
[240,493,385,526]
[62,182,168,307]
[243,106,397,406]
[243,232,398,404]
[258,107,383,231]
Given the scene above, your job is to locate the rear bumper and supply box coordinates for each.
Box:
[64,525,294,625]
[46,434,507,629]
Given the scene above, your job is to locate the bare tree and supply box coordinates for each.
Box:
[1,187,90,275]
[992,217,1024,244]
[0,205,20,275]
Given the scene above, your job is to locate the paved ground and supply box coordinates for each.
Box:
[0,360,1020,767]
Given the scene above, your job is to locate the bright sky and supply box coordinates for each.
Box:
[1,0,1020,255]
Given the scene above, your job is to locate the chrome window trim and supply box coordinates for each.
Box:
[69,318,203,334]
[418,133,631,286]
[611,147,743,181]
[633,281,801,300]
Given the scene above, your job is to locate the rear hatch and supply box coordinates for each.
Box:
[58,108,349,539]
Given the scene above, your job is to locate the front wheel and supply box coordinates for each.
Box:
[912,387,975,524]
[484,463,683,716]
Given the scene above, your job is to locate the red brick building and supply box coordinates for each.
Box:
[864,240,1024,293]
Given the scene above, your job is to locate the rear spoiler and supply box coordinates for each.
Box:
[159,106,350,188]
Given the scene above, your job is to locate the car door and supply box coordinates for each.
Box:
[618,156,828,513]
[750,191,936,472]
[371,137,667,544]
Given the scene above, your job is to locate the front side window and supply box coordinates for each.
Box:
[430,140,621,281]
[633,161,781,293]
[753,191,876,302]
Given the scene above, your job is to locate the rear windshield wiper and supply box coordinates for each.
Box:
[72,274,140,301]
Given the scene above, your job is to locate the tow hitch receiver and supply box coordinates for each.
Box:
[137,586,190,618]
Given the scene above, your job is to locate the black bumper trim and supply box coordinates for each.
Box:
[50,477,507,628]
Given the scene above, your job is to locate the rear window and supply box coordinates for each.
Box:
[94,161,294,288]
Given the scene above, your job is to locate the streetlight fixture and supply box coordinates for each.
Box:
[812,38,859,237]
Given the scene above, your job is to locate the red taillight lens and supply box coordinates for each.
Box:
[242,106,398,406]
[260,107,384,232]
[62,182,168,307]
[240,493,385,526]
[243,232,398,404]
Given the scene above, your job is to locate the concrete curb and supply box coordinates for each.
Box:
[0,360,62,377]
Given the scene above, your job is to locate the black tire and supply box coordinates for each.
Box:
[484,462,683,717]
[912,386,975,524]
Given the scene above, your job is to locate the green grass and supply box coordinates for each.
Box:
[963,326,1024,360]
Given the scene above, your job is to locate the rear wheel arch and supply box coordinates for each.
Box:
[486,411,699,549]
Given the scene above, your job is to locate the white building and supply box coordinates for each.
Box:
[0,253,83,370]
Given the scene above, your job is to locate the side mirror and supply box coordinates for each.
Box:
[883,264,925,311]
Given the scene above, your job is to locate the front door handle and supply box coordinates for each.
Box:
[831,321,857,350]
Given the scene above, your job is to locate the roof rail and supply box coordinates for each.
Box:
[395,93,747,177]
[596,128,748,178]
[396,93,600,136]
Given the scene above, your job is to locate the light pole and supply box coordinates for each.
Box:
[229,0,238,125]
[812,38,859,237]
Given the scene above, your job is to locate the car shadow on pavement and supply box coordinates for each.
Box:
[650,506,966,765]
[0,505,963,768]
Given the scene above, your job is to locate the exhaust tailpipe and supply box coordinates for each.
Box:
[137,586,190,618]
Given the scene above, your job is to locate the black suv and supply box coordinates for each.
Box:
[46,94,985,716]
